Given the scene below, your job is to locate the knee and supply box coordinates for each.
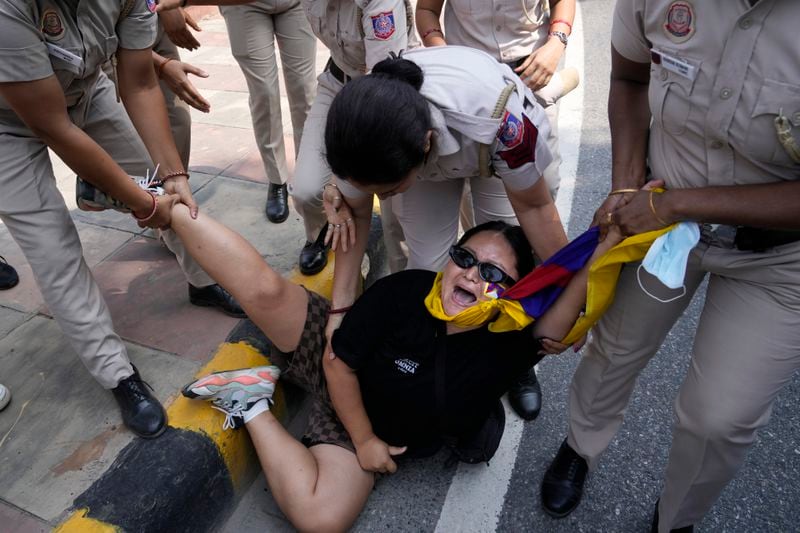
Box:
[292,511,350,533]
[675,393,764,446]
[289,173,324,206]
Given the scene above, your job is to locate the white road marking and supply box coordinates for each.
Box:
[434,5,585,531]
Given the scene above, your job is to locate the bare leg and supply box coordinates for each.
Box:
[246,411,374,532]
[170,205,307,351]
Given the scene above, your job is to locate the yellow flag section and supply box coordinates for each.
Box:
[560,225,674,345]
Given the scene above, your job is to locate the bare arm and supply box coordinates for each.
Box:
[0,76,174,226]
[591,45,652,234]
[515,0,575,90]
[152,50,211,112]
[416,0,447,47]
[117,46,197,215]
[323,352,406,473]
[327,193,375,339]
[506,178,568,261]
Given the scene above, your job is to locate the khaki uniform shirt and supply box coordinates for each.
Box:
[0,0,156,111]
[443,0,550,63]
[612,0,800,189]
[337,46,553,198]
[302,0,412,77]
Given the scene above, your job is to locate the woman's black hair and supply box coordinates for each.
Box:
[324,56,432,186]
[456,221,536,279]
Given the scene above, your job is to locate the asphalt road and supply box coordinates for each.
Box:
[348,1,800,531]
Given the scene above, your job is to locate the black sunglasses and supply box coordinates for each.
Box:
[448,245,516,285]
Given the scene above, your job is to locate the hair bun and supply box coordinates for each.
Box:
[372,55,424,90]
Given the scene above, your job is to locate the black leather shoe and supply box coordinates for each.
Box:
[112,365,167,439]
[299,225,329,276]
[509,367,542,420]
[541,439,589,518]
[0,256,19,290]
[266,183,289,223]
[188,284,246,318]
[651,500,694,532]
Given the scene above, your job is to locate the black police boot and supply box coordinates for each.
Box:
[298,225,329,276]
[541,438,589,518]
[651,500,694,533]
[508,367,542,420]
[0,256,19,290]
[112,365,167,439]
[188,284,246,318]
[266,183,289,223]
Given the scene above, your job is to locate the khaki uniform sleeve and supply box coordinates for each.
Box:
[357,0,409,71]
[116,0,157,50]
[0,1,53,83]
[491,95,553,191]
[611,0,651,63]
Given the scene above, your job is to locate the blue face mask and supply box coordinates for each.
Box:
[637,222,700,302]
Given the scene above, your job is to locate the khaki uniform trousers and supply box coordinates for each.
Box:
[567,228,800,531]
[290,70,408,272]
[221,0,316,186]
[0,73,212,389]
[153,25,192,168]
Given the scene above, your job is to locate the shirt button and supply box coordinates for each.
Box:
[739,18,752,29]
[710,140,724,149]
[496,25,502,31]
[720,88,732,99]
[660,70,669,81]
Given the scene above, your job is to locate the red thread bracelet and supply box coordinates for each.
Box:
[328,306,352,316]
[421,27,443,40]
[550,19,572,32]
[132,192,158,222]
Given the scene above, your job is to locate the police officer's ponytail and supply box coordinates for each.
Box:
[325,56,431,187]
[372,55,424,91]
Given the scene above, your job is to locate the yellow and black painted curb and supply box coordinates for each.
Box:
[53,261,337,533]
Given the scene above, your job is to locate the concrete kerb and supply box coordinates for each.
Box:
[53,213,387,532]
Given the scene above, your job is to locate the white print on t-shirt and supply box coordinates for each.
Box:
[394,358,419,375]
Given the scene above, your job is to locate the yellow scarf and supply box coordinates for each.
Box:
[423,272,533,332]
[424,225,674,342]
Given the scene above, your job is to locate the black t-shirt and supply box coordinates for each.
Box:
[332,270,542,454]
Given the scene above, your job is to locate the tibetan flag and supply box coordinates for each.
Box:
[502,226,601,319]
[497,225,674,343]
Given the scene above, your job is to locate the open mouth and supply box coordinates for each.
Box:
[452,285,477,306]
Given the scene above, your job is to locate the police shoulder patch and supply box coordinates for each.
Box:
[146,0,157,13]
[371,12,396,40]
[497,111,524,149]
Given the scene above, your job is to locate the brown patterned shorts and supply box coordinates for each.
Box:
[270,289,355,453]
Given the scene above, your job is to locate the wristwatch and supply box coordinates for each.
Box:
[549,30,569,47]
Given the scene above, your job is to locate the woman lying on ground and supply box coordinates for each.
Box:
[169,204,623,532]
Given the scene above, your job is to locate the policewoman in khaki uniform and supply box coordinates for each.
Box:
[220,0,317,222]
[0,0,227,437]
[289,0,413,275]
[326,46,568,345]
[416,0,576,199]
[540,1,800,530]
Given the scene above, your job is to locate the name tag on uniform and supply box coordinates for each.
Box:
[46,42,84,70]
[651,49,696,81]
